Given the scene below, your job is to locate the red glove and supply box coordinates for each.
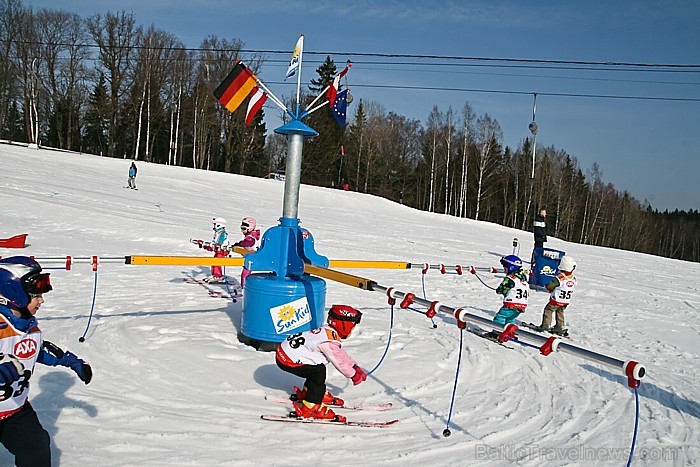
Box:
[351,365,367,386]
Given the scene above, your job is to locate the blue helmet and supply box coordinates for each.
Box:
[500,255,523,274]
[0,256,52,309]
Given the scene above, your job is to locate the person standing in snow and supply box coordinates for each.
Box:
[231,217,260,287]
[537,256,577,335]
[492,255,529,325]
[127,161,138,189]
[0,256,92,467]
[275,305,367,423]
[204,217,229,283]
[533,209,547,249]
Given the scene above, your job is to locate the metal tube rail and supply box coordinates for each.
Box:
[367,282,645,385]
[407,263,499,274]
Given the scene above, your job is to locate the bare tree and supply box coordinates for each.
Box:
[0,0,25,137]
[457,102,475,218]
[474,113,502,220]
[86,10,140,157]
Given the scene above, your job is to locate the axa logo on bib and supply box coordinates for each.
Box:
[14,338,38,358]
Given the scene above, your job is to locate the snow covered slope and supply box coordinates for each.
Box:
[1,144,697,466]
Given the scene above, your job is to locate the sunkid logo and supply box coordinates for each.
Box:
[14,338,38,359]
[270,297,312,334]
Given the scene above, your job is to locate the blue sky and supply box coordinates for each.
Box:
[27,0,700,211]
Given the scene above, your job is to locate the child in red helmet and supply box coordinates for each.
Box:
[275,305,367,422]
[232,217,260,287]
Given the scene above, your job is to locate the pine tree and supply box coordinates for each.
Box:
[83,75,110,156]
[304,56,344,187]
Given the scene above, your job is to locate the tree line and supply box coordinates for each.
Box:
[1,0,697,262]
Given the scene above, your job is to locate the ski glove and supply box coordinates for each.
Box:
[351,365,367,386]
[59,352,93,384]
[0,355,23,385]
[42,341,92,384]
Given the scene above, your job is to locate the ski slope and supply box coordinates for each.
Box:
[1,144,698,466]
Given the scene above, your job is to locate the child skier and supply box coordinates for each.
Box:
[231,217,260,287]
[0,256,92,466]
[493,255,529,325]
[204,217,229,283]
[275,305,368,422]
[537,255,577,335]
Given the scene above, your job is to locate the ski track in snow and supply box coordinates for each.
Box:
[0,145,698,466]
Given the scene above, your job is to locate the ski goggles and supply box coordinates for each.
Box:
[23,272,53,295]
[241,223,251,231]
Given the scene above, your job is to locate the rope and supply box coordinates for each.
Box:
[367,303,394,376]
[443,327,464,437]
[406,306,438,328]
[78,270,98,342]
[419,274,438,328]
[473,271,498,291]
[627,388,640,467]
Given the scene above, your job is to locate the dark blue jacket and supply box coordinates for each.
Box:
[533,214,547,243]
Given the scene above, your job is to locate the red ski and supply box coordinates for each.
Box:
[260,413,398,428]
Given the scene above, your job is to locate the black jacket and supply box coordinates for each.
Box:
[533,214,547,243]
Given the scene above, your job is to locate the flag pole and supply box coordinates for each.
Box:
[305,84,330,112]
[254,77,294,119]
[295,34,304,117]
[305,99,330,117]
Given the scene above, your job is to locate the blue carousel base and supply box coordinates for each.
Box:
[240,273,327,350]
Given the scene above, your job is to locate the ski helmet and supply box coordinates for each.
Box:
[212,217,227,229]
[500,255,523,274]
[241,217,256,234]
[327,304,362,339]
[0,256,52,310]
[558,256,577,272]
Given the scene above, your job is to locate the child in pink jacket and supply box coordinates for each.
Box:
[233,217,260,287]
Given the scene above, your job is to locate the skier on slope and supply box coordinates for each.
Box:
[231,217,260,287]
[492,255,529,325]
[275,305,368,423]
[536,255,577,336]
[0,256,92,466]
[203,217,229,283]
[127,161,138,189]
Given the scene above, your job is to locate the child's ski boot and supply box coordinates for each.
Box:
[292,400,346,423]
[293,386,344,406]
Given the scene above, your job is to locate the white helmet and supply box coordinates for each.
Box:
[212,217,227,229]
[558,256,577,272]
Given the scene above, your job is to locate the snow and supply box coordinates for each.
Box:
[1,143,698,466]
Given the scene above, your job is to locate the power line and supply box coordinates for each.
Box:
[262,81,700,102]
[6,39,700,70]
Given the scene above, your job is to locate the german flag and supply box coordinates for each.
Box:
[213,61,257,113]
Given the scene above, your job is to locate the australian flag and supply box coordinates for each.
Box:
[331,89,349,129]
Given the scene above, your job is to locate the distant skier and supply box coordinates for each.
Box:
[536,255,577,336]
[127,161,138,189]
[231,217,260,287]
[275,305,367,422]
[0,256,92,466]
[204,217,229,283]
[492,255,529,325]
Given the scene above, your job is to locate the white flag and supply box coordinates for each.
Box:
[285,35,304,80]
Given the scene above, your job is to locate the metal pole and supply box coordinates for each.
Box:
[283,133,304,219]
[368,282,645,382]
[530,93,538,178]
